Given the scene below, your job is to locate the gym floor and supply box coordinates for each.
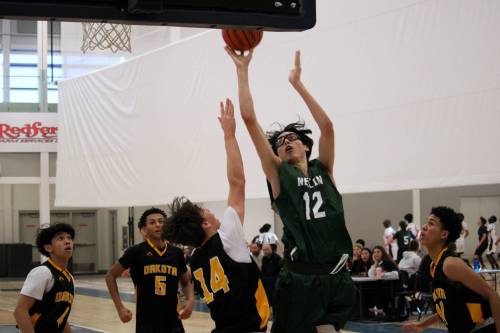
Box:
[0,275,452,333]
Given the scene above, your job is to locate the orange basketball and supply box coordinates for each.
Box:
[222,29,263,52]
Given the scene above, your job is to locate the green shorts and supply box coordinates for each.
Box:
[271,268,357,333]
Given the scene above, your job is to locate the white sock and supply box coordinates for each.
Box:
[316,324,340,333]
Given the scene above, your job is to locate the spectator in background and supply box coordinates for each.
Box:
[183,246,193,267]
[249,241,263,270]
[455,212,469,258]
[260,244,282,304]
[351,247,373,277]
[475,216,488,269]
[353,243,362,261]
[367,246,399,319]
[393,221,415,262]
[348,243,363,271]
[383,219,398,260]
[404,213,420,239]
[258,223,279,252]
[356,239,366,247]
[369,245,399,279]
[398,240,421,277]
[486,216,499,269]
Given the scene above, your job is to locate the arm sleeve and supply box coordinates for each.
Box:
[20,266,54,300]
[219,207,252,263]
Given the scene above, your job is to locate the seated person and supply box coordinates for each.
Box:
[348,243,363,271]
[351,247,373,277]
[366,246,399,319]
[368,245,399,279]
[398,240,422,278]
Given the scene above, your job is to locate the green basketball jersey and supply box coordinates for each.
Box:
[274,159,353,264]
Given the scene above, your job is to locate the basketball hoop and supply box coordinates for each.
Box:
[81,22,132,53]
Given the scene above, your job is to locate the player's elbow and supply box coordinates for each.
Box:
[321,120,334,135]
[241,112,257,125]
[229,176,245,189]
[13,305,25,322]
[105,269,118,282]
[485,287,499,302]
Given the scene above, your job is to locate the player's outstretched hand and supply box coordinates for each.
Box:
[118,306,133,323]
[179,299,194,320]
[225,46,253,70]
[218,98,236,137]
[288,50,302,87]
[401,322,423,332]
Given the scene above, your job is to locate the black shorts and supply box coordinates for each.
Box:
[475,244,487,256]
[136,319,184,333]
[271,268,356,333]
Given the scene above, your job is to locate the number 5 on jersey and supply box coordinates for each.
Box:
[193,257,230,304]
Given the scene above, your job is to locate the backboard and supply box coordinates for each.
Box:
[0,0,316,31]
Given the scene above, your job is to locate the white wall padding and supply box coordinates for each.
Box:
[56,0,500,207]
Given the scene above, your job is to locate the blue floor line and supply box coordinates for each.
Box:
[344,321,445,332]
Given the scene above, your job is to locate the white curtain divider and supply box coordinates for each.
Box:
[56,0,500,207]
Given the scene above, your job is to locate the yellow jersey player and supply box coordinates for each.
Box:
[163,99,270,333]
[402,207,500,333]
[14,223,75,333]
[106,208,194,333]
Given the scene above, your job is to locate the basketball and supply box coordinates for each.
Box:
[222,29,263,52]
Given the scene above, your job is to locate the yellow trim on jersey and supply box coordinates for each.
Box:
[30,312,41,327]
[430,247,448,278]
[47,258,72,283]
[466,303,485,324]
[254,279,270,329]
[146,239,168,257]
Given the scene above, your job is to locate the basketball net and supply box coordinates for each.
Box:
[81,23,132,53]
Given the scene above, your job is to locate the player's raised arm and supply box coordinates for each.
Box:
[219,98,245,223]
[289,50,335,176]
[225,47,281,198]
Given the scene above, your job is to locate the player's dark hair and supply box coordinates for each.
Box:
[404,213,413,223]
[431,206,461,244]
[36,223,75,257]
[267,121,314,160]
[489,216,497,224]
[259,223,271,233]
[356,239,366,247]
[361,247,373,265]
[480,216,487,225]
[382,219,391,228]
[372,245,396,266]
[163,197,205,247]
[457,212,464,223]
[399,220,407,230]
[138,207,167,229]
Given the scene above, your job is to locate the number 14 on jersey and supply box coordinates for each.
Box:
[193,256,230,304]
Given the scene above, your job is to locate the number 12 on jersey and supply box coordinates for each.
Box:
[303,191,326,220]
[193,256,230,304]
